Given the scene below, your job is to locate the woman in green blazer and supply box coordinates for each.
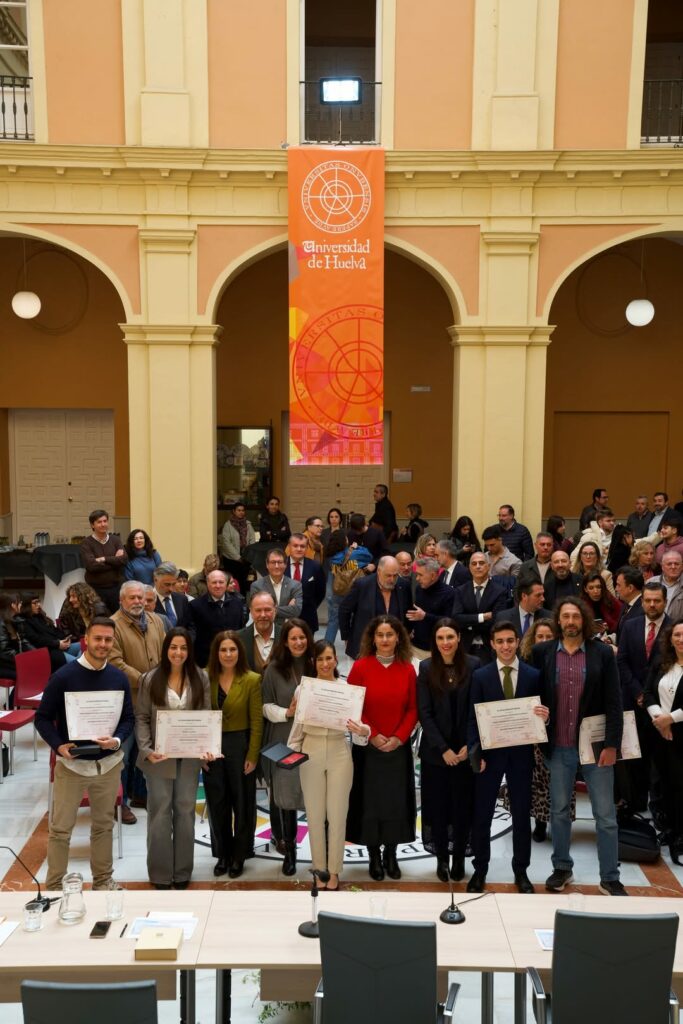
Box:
[203,630,263,878]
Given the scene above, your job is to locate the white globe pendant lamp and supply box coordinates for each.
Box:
[11,239,41,319]
[625,298,654,327]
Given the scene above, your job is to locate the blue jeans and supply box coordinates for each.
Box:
[324,574,342,643]
[548,745,619,882]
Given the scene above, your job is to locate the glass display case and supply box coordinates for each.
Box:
[217,426,272,528]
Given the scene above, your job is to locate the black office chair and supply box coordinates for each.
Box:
[314,911,459,1024]
[21,979,158,1024]
[527,910,680,1024]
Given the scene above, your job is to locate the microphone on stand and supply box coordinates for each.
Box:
[298,867,331,938]
[440,872,465,925]
[0,844,57,912]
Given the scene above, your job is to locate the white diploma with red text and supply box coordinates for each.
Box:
[578,711,641,765]
[294,676,366,732]
[154,710,222,757]
[474,695,548,750]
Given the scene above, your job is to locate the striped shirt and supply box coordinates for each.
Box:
[555,641,586,747]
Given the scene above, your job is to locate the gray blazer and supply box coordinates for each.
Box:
[135,668,210,779]
[248,576,303,621]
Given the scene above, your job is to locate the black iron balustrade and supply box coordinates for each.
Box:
[641,79,683,146]
[301,80,380,145]
[0,74,33,140]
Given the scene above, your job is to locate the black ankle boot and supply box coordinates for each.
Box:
[670,838,683,866]
[383,846,401,880]
[436,858,449,883]
[282,841,297,876]
[450,856,465,881]
[368,846,384,881]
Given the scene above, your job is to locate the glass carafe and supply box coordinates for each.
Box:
[58,871,86,925]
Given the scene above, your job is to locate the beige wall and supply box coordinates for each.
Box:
[43,0,125,145]
[543,237,683,519]
[215,247,454,518]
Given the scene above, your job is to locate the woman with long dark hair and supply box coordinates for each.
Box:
[0,593,29,683]
[449,516,481,565]
[57,581,106,640]
[19,593,80,668]
[417,618,480,882]
[135,627,211,888]
[261,617,315,875]
[124,529,162,585]
[644,619,683,864]
[580,571,623,635]
[546,515,573,554]
[346,615,418,881]
[203,631,262,878]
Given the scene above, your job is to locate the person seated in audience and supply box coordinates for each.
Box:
[0,593,29,684]
[188,554,222,598]
[19,593,80,668]
[629,539,657,582]
[57,581,107,640]
[626,495,653,540]
[449,515,481,566]
[497,505,534,561]
[482,525,522,578]
[571,538,615,595]
[398,503,429,544]
[606,524,634,576]
[546,515,574,553]
[123,529,162,586]
[258,496,291,544]
[655,514,683,565]
[580,572,623,637]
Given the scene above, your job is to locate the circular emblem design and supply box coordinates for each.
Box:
[301,160,372,233]
[292,304,383,441]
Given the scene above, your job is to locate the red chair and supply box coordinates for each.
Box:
[0,709,36,781]
[14,648,52,761]
[47,748,124,858]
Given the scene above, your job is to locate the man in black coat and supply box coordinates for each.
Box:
[436,539,471,588]
[451,552,508,664]
[497,504,534,561]
[406,556,455,655]
[339,556,411,659]
[285,533,326,633]
[542,550,582,608]
[346,512,388,566]
[189,570,247,667]
[369,483,398,541]
[614,566,644,644]
[153,562,193,631]
[532,598,626,896]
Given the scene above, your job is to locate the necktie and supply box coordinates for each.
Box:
[502,665,514,699]
[474,586,482,608]
[164,596,177,626]
[293,562,301,582]
[522,612,531,635]
[645,621,656,659]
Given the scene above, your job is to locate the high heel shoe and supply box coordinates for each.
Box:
[282,841,297,876]
[368,847,384,881]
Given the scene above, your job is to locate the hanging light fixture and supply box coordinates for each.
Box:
[625,240,654,327]
[11,239,41,319]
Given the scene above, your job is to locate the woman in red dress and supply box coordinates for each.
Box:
[346,615,418,881]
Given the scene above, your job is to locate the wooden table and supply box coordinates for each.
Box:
[0,890,213,1024]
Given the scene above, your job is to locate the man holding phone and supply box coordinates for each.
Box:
[405,557,454,659]
[36,617,135,891]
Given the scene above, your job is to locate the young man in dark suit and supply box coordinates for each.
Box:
[284,533,326,633]
[451,553,508,664]
[467,621,547,893]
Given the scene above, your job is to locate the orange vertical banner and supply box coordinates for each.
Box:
[288,147,385,465]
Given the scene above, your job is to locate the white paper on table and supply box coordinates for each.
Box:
[294,677,366,732]
[535,929,554,951]
[65,690,124,740]
[154,709,222,758]
[474,695,548,750]
[578,711,641,765]
[128,914,198,940]
[0,921,19,946]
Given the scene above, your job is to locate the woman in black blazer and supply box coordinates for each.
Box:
[417,617,480,883]
[644,619,683,864]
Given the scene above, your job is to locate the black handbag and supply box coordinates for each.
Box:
[617,814,660,863]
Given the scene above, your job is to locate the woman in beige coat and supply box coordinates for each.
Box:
[135,627,212,889]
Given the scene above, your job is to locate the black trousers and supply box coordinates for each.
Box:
[203,730,256,864]
[472,750,532,874]
[268,793,298,845]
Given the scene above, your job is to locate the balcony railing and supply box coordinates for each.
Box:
[301,80,380,145]
[641,79,683,146]
[0,75,33,140]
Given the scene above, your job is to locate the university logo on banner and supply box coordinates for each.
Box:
[288,148,385,465]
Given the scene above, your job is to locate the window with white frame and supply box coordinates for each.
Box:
[0,0,33,140]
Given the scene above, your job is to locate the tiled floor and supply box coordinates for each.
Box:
[1,642,681,1021]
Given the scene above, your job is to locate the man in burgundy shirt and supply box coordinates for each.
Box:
[532,598,626,896]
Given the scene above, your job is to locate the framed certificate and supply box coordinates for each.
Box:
[154,710,222,758]
[294,677,366,732]
[474,695,548,750]
[579,711,641,765]
[65,690,124,741]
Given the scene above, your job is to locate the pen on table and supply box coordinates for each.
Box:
[119,923,128,937]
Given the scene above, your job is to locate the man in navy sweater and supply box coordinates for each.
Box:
[36,617,134,891]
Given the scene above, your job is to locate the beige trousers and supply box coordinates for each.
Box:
[47,759,122,890]
[300,730,353,874]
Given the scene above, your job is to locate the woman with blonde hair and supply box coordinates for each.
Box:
[629,539,657,582]
[570,539,616,595]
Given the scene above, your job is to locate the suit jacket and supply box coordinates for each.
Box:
[643,657,683,750]
[451,578,508,657]
[248,575,303,623]
[154,591,193,632]
[236,622,282,672]
[517,558,553,587]
[417,654,481,765]
[531,637,623,753]
[494,605,553,632]
[467,659,542,764]
[543,572,582,608]
[339,573,411,660]
[134,667,210,777]
[411,578,457,649]
[441,561,470,588]
[189,593,248,667]
[615,595,644,644]
[617,614,669,710]
[284,557,326,632]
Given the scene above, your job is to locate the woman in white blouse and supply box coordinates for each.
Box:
[644,619,683,864]
[135,627,211,889]
[288,639,368,890]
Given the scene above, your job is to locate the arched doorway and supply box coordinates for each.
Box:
[213,245,456,534]
[543,234,683,524]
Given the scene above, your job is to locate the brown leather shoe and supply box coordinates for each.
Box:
[119,805,137,825]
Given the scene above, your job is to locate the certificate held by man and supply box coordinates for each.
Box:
[66,690,124,741]
[294,677,365,732]
[154,710,222,758]
[474,695,548,750]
